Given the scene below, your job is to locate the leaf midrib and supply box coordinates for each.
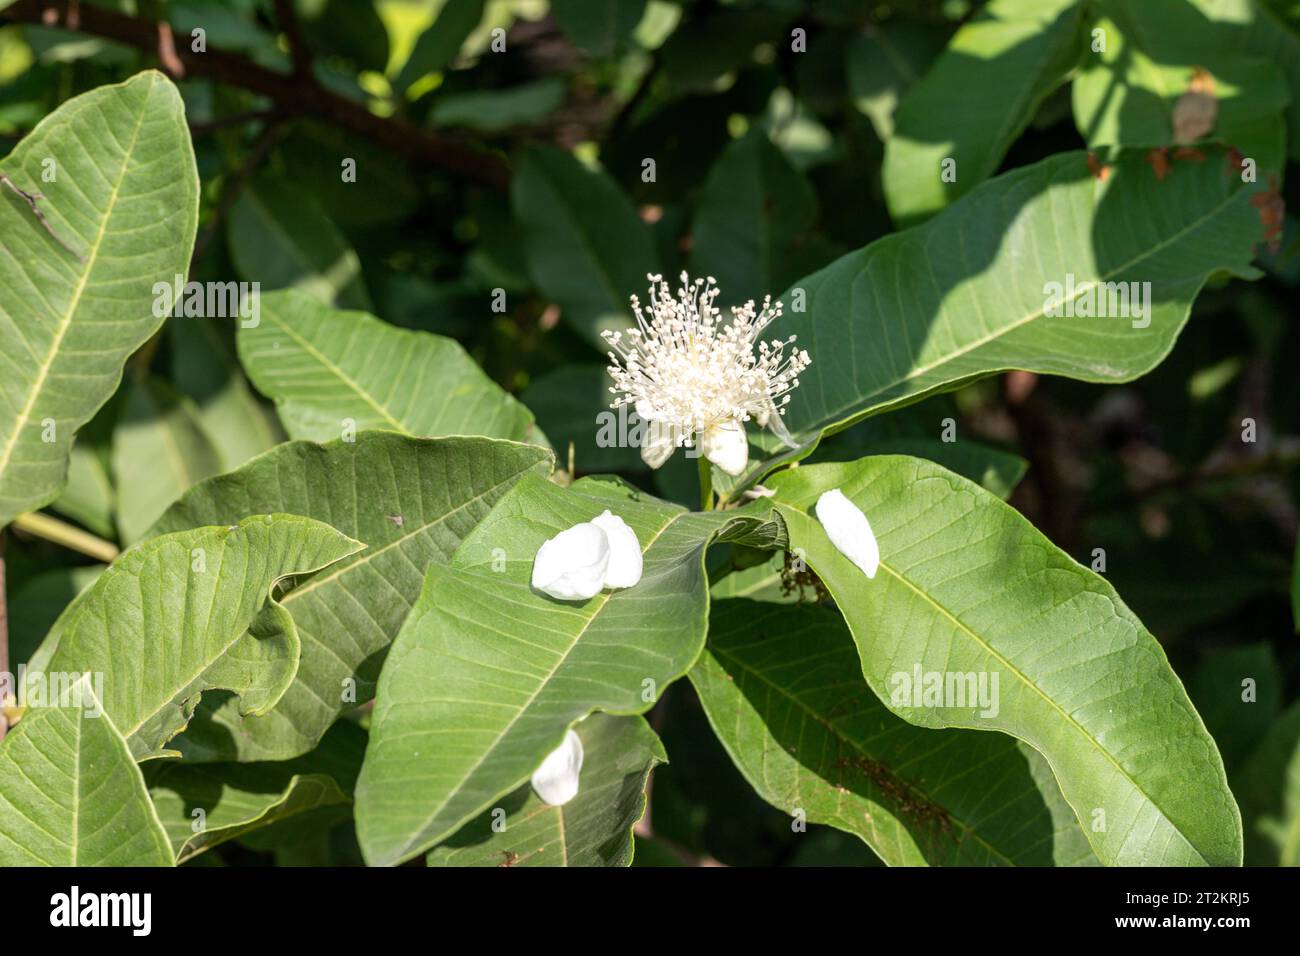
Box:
[389,506,689,862]
[776,500,1207,864]
[262,308,406,432]
[807,163,1248,432]
[0,77,154,486]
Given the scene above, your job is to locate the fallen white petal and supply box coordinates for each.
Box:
[701,418,749,476]
[531,523,610,600]
[591,509,642,588]
[815,489,879,579]
[531,729,584,806]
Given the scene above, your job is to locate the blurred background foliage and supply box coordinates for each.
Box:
[1,0,1298,866]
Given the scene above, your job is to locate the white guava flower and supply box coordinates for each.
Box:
[591,509,642,588]
[602,273,811,476]
[814,489,880,579]
[531,729,584,806]
[531,522,610,600]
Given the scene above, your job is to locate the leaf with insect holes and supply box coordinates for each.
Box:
[43,515,363,760]
[149,434,555,762]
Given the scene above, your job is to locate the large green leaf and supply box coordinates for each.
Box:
[693,600,1096,866]
[778,146,1269,445]
[238,289,535,443]
[150,433,554,761]
[42,515,363,760]
[226,173,370,310]
[1073,2,1287,165]
[0,70,198,527]
[427,713,664,867]
[1182,0,1300,161]
[512,145,660,348]
[0,676,173,866]
[355,474,782,866]
[882,0,1085,226]
[145,719,365,863]
[767,457,1241,866]
[111,376,223,545]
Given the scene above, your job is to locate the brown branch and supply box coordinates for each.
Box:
[3,0,510,188]
[272,0,312,80]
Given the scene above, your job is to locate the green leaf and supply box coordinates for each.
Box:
[1237,702,1300,866]
[779,146,1269,445]
[393,0,486,94]
[111,376,223,545]
[768,457,1241,865]
[145,719,365,863]
[1181,0,1300,161]
[688,130,820,308]
[0,70,198,527]
[43,514,363,760]
[512,145,661,349]
[355,474,782,865]
[149,433,554,761]
[0,676,174,866]
[227,174,370,310]
[238,289,536,443]
[1073,1,1287,165]
[692,600,1096,865]
[883,0,1085,226]
[427,714,664,866]
[430,78,566,132]
[550,0,646,58]
[846,24,943,142]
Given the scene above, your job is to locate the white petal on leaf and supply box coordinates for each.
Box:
[531,523,610,600]
[591,510,642,588]
[531,729,584,806]
[815,488,880,579]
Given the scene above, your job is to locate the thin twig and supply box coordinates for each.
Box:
[2,0,510,188]
[11,512,119,563]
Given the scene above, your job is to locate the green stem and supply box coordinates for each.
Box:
[697,454,713,511]
[12,512,119,563]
